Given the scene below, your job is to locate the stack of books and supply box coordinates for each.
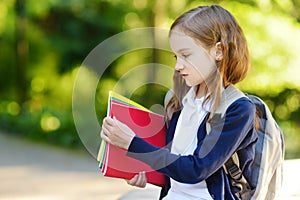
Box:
[97,91,166,186]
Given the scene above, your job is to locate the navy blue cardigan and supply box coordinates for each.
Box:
[127,97,257,200]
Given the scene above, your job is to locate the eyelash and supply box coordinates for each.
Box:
[182,54,190,58]
[173,54,190,60]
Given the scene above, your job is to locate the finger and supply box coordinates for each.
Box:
[136,172,143,185]
[141,171,147,187]
[110,117,124,131]
[100,129,111,143]
[100,130,106,139]
[102,121,114,135]
[100,130,107,141]
[128,174,139,185]
[113,116,120,123]
[136,172,146,187]
[102,118,111,130]
[101,125,109,137]
[104,116,115,126]
[112,117,128,132]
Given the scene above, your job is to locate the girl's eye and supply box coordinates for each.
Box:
[182,54,190,58]
[173,54,190,60]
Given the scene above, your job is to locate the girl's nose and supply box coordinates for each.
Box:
[175,59,184,71]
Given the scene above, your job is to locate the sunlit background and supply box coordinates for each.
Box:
[0,0,299,163]
[1,0,300,199]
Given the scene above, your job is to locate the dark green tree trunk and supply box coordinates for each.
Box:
[15,0,28,104]
[143,0,168,104]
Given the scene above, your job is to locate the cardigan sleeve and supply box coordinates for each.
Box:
[127,98,256,184]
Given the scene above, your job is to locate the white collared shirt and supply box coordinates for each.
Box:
[164,89,213,200]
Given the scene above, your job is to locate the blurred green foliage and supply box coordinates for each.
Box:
[0,0,299,158]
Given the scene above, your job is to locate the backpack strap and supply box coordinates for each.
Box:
[215,85,246,116]
[206,85,245,134]
[225,155,254,199]
[206,85,255,199]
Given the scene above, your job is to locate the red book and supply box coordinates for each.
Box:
[101,100,166,187]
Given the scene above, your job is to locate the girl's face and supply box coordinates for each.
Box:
[169,30,217,87]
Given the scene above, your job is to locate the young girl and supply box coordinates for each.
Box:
[101,5,257,200]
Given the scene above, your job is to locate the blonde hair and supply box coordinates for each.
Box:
[166,5,250,122]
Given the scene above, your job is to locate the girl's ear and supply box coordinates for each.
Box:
[215,42,223,61]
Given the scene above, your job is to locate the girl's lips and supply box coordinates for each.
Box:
[181,74,188,78]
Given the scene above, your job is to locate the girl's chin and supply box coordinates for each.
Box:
[185,81,196,87]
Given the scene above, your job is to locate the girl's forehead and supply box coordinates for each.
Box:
[169,30,194,44]
[169,28,189,37]
[169,30,206,52]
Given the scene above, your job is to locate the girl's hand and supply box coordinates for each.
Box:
[126,171,147,188]
[101,116,135,150]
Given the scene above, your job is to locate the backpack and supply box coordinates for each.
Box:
[206,85,285,200]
